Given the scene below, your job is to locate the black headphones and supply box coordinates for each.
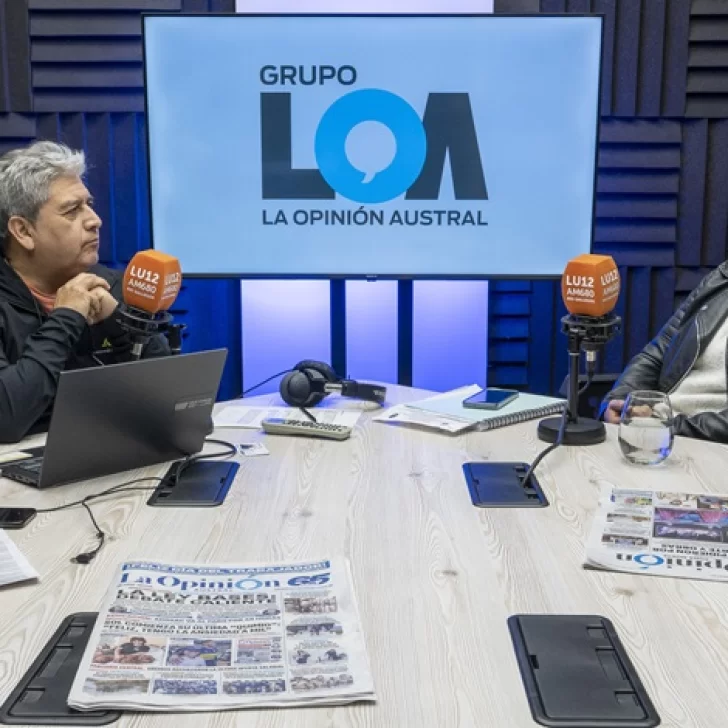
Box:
[279,360,386,408]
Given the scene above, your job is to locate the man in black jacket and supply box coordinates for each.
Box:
[0,141,169,443]
[602,261,728,443]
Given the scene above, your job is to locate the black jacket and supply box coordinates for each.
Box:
[0,258,170,443]
[603,261,728,443]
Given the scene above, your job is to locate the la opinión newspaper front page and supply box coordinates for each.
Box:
[68,558,375,711]
[585,487,728,582]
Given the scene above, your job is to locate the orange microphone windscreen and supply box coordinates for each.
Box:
[122,250,182,314]
[561,253,620,317]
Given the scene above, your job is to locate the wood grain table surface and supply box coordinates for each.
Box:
[1,383,727,728]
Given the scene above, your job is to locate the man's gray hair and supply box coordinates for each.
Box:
[0,141,86,247]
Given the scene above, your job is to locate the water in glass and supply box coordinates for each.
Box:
[618,391,674,466]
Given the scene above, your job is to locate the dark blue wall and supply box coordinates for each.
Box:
[0,0,243,398]
[0,0,726,399]
[493,0,728,395]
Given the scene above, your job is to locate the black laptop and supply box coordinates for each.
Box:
[1,349,227,489]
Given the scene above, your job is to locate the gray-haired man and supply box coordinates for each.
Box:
[0,141,169,442]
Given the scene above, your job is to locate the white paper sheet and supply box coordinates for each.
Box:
[372,404,474,434]
[238,442,270,457]
[0,450,36,464]
[0,528,39,588]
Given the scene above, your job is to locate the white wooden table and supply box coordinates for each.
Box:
[1,383,727,727]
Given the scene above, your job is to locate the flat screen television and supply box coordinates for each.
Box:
[143,14,603,277]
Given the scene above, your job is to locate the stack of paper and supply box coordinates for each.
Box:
[0,528,38,588]
[374,385,564,434]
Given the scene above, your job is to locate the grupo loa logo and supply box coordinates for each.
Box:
[260,65,488,204]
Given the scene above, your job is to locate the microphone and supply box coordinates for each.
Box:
[117,250,182,359]
[561,253,621,317]
[537,254,622,446]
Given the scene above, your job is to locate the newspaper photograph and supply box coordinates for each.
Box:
[585,487,728,582]
[68,558,375,712]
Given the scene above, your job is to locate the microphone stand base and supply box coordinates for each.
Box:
[537,416,606,446]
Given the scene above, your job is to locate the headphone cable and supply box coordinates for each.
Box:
[239,369,292,398]
[299,407,317,423]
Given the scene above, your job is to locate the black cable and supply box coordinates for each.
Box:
[72,501,106,564]
[239,369,291,398]
[170,438,238,488]
[522,401,569,488]
[37,478,162,565]
[299,407,317,423]
[36,476,164,515]
[578,372,594,396]
[38,438,238,565]
[521,370,596,489]
[199,438,239,456]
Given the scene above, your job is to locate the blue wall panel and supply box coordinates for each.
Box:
[175,278,242,400]
[412,281,488,392]
[241,281,330,397]
[345,280,398,385]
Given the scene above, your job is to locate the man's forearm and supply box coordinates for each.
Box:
[674,410,728,443]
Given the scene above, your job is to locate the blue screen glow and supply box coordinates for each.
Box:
[144,14,602,276]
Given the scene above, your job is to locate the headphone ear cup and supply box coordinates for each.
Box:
[293,360,338,383]
[280,371,308,407]
[301,369,326,407]
[280,370,326,408]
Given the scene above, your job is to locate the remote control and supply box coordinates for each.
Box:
[261,418,352,441]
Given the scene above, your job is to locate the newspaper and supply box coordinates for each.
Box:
[585,487,728,582]
[68,558,375,711]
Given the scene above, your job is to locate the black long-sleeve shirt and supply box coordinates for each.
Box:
[0,259,170,442]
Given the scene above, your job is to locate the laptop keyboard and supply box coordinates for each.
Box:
[19,458,43,472]
[1,455,44,486]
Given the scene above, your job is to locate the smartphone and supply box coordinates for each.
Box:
[0,508,37,529]
[463,388,519,410]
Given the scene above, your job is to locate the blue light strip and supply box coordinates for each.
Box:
[345,280,398,383]
[412,280,488,392]
[240,280,331,395]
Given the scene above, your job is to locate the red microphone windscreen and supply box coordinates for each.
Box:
[122,250,182,314]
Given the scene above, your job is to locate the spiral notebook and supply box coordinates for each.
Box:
[406,386,565,432]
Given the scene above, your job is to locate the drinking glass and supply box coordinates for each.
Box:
[618,390,674,466]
